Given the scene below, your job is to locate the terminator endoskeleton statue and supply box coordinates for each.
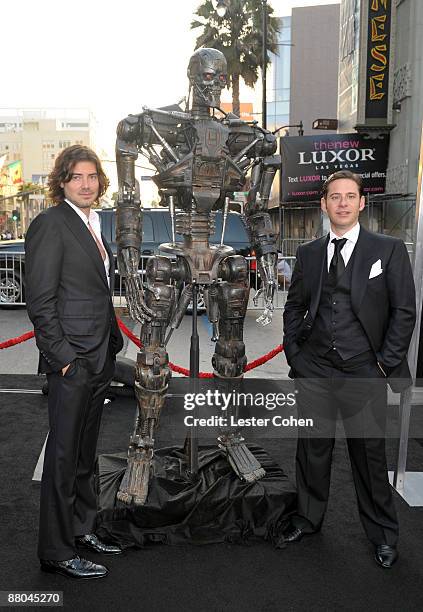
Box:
[116,48,279,505]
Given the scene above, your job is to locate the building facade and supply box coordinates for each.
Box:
[0,108,96,236]
[289,4,340,136]
[337,0,423,243]
[267,4,340,136]
[0,108,95,183]
[386,0,423,198]
[267,16,292,134]
[267,4,340,243]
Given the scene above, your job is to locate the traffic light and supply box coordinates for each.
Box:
[12,209,20,222]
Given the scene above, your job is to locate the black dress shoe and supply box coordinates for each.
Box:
[283,524,314,543]
[76,534,122,555]
[374,545,398,568]
[40,556,108,579]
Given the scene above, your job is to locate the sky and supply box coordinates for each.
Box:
[2,0,339,190]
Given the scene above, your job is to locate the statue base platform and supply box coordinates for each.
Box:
[95,445,296,548]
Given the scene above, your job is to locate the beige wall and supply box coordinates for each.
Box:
[0,111,93,183]
[289,4,340,135]
[0,110,94,235]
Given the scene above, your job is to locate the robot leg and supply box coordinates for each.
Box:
[117,256,174,505]
[212,255,265,483]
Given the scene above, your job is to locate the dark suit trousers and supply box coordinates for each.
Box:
[291,348,398,547]
[38,353,115,561]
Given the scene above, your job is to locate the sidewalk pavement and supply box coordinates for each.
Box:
[1,307,419,406]
[123,309,289,379]
[0,307,290,379]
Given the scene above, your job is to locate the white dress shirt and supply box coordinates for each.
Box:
[65,199,110,285]
[326,222,360,271]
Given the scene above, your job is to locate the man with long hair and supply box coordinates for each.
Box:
[25,145,124,579]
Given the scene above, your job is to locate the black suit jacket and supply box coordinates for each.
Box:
[25,202,124,374]
[283,226,416,391]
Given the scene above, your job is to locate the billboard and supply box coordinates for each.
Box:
[280,133,389,203]
[8,160,23,185]
[0,160,23,195]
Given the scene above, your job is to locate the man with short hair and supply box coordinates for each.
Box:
[282,170,415,568]
[25,145,124,579]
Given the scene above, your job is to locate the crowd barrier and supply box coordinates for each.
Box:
[0,252,295,310]
[1,247,419,502]
[0,317,284,377]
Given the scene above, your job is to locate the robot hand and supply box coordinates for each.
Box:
[253,252,277,326]
[121,247,155,323]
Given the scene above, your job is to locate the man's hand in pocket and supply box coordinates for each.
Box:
[62,363,71,376]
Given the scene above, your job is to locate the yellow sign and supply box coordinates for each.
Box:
[366,0,391,119]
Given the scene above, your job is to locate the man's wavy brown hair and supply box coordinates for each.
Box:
[48,145,109,204]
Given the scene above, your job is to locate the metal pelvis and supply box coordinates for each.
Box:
[159,242,234,284]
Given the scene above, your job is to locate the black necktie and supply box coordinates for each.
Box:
[329,238,347,285]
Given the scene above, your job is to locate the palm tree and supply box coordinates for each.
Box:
[191,0,280,118]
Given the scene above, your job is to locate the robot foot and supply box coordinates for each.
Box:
[117,450,152,506]
[218,436,266,482]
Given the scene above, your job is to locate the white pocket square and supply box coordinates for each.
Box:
[369,259,383,279]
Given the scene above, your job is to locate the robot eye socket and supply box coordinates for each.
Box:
[203,73,214,81]
[219,74,227,83]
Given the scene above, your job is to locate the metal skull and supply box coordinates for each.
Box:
[187,48,227,108]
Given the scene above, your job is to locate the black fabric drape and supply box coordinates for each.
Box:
[96,445,296,548]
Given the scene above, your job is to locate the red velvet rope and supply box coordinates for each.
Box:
[0,318,284,377]
[116,318,283,377]
[0,330,35,349]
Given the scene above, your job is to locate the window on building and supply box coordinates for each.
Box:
[142,215,154,242]
[24,121,39,131]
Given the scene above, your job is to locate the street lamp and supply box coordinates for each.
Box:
[262,0,268,129]
[273,122,304,136]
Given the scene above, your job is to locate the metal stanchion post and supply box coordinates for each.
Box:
[390,121,423,505]
[188,282,199,478]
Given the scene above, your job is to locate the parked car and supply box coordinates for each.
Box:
[0,208,255,306]
[100,207,252,258]
[0,240,25,305]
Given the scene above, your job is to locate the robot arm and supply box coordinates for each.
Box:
[116,116,154,323]
[243,132,280,326]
